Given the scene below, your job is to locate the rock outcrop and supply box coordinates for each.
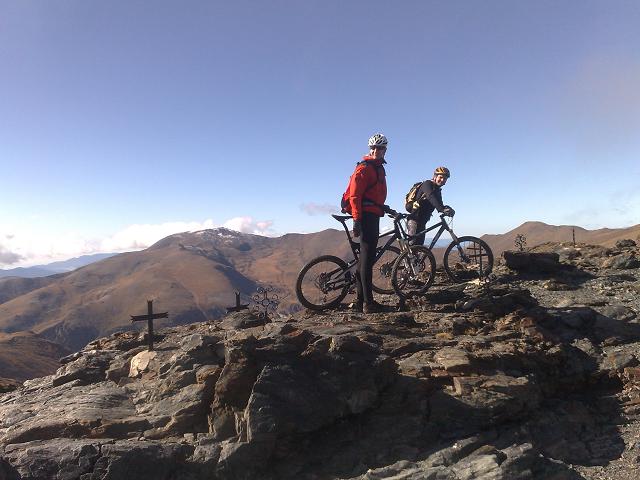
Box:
[0,241,639,479]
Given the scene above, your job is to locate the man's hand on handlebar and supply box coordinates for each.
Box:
[442,206,455,217]
[383,205,398,217]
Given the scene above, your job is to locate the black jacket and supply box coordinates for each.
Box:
[411,180,445,223]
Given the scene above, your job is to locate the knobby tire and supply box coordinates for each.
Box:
[443,236,494,283]
[372,245,401,295]
[391,246,437,299]
[296,255,350,310]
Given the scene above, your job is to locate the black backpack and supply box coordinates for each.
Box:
[404,181,424,212]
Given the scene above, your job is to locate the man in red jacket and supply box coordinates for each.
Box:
[345,133,395,314]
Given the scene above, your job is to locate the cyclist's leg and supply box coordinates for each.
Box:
[408,215,427,246]
[357,212,380,305]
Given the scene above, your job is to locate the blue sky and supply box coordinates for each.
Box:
[1,0,639,267]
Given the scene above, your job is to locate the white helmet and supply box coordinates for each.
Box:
[368,133,388,148]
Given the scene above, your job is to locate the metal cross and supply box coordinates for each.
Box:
[226,291,250,313]
[250,286,280,320]
[131,300,168,351]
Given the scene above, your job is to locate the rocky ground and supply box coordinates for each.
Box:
[0,240,638,480]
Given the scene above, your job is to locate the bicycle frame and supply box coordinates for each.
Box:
[412,214,461,250]
[328,214,452,296]
[331,214,406,268]
[409,214,489,269]
[330,214,425,289]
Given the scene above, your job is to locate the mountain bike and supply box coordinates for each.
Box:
[296,214,437,309]
[405,213,494,283]
[388,212,493,300]
[296,214,401,310]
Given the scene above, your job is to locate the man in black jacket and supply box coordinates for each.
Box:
[407,166,455,245]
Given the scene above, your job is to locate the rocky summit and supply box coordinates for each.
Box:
[0,240,639,480]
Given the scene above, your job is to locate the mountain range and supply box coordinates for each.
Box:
[0,221,638,381]
[0,228,349,353]
[0,253,116,278]
[483,221,640,254]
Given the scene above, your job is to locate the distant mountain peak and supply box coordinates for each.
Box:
[0,253,116,279]
[151,228,258,250]
[195,227,247,238]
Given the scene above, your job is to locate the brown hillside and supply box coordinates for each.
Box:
[0,274,63,304]
[0,228,347,353]
[482,221,640,255]
[0,331,70,381]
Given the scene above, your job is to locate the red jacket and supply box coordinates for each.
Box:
[347,155,387,221]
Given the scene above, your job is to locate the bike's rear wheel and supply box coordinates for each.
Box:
[372,245,401,295]
[391,246,437,299]
[296,255,351,310]
[443,236,494,283]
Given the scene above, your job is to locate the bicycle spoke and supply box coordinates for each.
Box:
[372,245,400,294]
[296,256,351,310]
[391,246,436,299]
[444,237,494,283]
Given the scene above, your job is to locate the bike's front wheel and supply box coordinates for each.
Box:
[443,236,494,283]
[372,245,401,295]
[296,255,351,310]
[391,246,437,299]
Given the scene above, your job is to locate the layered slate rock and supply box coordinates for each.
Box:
[503,251,563,273]
[0,240,639,479]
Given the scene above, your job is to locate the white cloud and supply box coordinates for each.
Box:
[0,245,23,265]
[222,217,277,236]
[0,217,277,268]
[99,220,216,252]
[300,203,339,216]
[0,225,93,268]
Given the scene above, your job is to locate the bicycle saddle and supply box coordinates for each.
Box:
[332,214,353,222]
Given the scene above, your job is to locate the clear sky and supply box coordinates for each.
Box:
[2,0,639,267]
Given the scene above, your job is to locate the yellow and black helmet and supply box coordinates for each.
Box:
[434,166,451,178]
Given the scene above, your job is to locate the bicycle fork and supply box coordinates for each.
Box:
[399,237,411,254]
[398,238,421,277]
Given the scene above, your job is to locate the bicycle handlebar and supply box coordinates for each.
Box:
[387,211,454,226]
[334,211,453,225]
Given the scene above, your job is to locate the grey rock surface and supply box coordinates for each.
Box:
[1,241,639,479]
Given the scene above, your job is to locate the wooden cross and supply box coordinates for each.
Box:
[226,291,249,313]
[131,300,168,351]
